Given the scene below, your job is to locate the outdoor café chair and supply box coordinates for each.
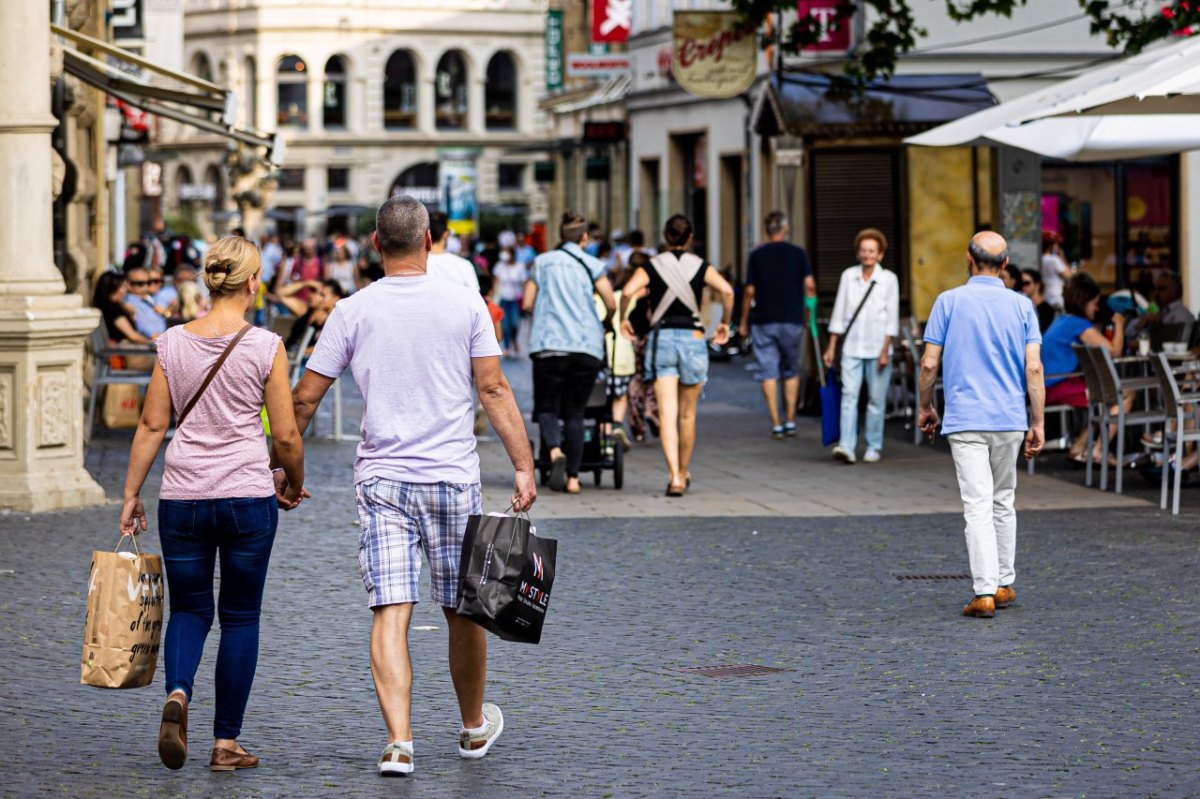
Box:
[1083,344,1166,494]
[1027,370,1081,476]
[85,326,154,450]
[1150,352,1200,515]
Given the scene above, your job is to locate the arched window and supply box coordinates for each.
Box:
[435,51,468,130]
[204,165,225,208]
[244,56,258,128]
[383,50,417,130]
[485,52,517,130]
[191,52,213,82]
[323,56,348,129]
[390,162,441,207]
[174,165,194,211]
[276,55,308,127]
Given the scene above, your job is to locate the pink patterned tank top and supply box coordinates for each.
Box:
[155,325,282,500]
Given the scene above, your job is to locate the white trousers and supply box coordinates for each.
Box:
[947,431,1023,596]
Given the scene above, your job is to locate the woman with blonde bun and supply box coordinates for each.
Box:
[120,235,306,773]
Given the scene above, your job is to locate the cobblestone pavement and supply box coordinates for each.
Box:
[84,354,1158,520]
[1,504,1198,798]
[3,349,1197,797]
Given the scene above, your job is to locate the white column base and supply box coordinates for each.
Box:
[0,295,107,513]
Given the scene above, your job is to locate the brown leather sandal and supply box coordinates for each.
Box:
[157,693,188,770]
[210,746,259,772]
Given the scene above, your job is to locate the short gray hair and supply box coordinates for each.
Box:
[376,195,429,257]
[968,239,1008,270]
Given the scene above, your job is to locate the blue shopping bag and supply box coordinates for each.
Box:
[820,366,841,447]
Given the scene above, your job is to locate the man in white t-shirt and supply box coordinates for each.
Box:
[276,195,536,776]
[426,210,480,291]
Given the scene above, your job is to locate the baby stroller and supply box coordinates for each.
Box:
[531,354,626,490]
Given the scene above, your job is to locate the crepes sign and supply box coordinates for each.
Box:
[672,11,757,99]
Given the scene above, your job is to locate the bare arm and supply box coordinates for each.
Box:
[521,279,538,314]
[804,275,816,297]
[472,355,537,511]
[917,342,944,442]
[1079,318,1124,357]
[290,368,336,437]
[618,268,650,340]
[113,315,152,345]
[119,364,173,535]
[704,265,735,346]
[276,280,316,317]
[1025,342,1046,459]
[263,343,305,507]
[739,283,756,337]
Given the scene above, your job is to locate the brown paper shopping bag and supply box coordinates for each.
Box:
[81,535,164,689]
[101,383,142,429]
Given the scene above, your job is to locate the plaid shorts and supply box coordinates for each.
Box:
[354,477,482,608]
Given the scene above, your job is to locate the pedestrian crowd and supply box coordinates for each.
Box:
[97,196,1197,782]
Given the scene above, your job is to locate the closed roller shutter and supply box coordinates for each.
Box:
[809,149,903,301]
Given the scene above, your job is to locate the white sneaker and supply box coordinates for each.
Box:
[832,445,856,464]
[458,702,504,759]
[378,741,414,776]
[862,450,881,463]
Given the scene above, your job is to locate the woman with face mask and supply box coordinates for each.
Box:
[492,246,528,357]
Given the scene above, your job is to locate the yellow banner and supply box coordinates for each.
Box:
[672,11,757,100]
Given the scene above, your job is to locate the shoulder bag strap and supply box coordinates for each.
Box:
[556,245,599,295]
[174,324,252,429]
[833,281,877,363]
[648,252,704,327]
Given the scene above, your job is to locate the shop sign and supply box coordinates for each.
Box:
[565,53,632,78]
[672,11,756,99]
[179,183,217,201]
[582,121,626,145]
[545,10,564,91]
[111,0,144,41]
[797,1,851,51]
[591,0,632,44]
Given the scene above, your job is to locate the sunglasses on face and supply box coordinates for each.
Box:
[1021,280,1034,287]
[129,278,162,287]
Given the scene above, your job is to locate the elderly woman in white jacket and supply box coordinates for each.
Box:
[822,228,900,464]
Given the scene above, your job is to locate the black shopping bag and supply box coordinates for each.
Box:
[456,512,557,645]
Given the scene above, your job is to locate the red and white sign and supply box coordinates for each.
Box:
[591,0,632,44]
[565,53,632,78]
[797,0,851,51]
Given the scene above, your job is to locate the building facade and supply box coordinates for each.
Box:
[170,0,550,239]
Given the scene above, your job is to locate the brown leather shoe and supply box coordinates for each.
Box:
[157,693,188,770]
[994,585,1016,609]
[210,746,259,772]
[962,595,996,618]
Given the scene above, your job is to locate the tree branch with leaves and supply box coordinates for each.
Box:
[731,1,1200,83]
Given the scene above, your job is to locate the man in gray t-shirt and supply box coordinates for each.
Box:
[275,195,536,776]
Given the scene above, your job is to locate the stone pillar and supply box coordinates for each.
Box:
[0,0,106,512]
[996,146,1042,273]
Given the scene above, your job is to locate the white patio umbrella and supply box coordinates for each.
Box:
[906,34,1200,161]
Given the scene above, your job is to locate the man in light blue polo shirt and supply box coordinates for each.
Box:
[918,231,1045,620]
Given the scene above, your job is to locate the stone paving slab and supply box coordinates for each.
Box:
[0,505,1198,797]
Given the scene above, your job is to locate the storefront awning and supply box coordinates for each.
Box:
[53,24,283,165]
[546,75,631,115]
[906,35,1200,161]
[753,72,996,138]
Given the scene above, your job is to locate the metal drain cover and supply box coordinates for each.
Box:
[678,664,793,678]
[894,572,971,581]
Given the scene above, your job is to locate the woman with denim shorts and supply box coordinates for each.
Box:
[620,215,735,496]
[120,236,306,773]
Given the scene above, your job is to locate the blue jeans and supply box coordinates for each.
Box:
[500,298,522,350]
[158,496,278,740]
[839,355,893,454]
